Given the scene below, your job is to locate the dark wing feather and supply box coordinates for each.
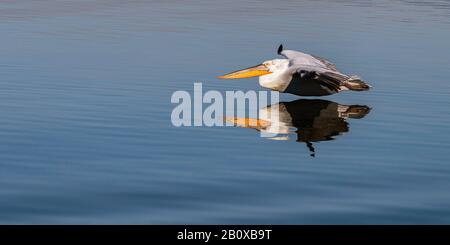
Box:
[297,70,348,92]
[315,73,341,92]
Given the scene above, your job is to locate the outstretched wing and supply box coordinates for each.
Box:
[311,55,337,71]
[278,45,338,71]
[279,49,310,60]
[294,67,349,92]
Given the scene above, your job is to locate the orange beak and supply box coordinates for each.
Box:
[217,64,272,79]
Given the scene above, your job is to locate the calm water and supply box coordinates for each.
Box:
[1,0,450,224]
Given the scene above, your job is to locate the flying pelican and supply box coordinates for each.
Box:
[225,99,371,157]
[218,45,371,96]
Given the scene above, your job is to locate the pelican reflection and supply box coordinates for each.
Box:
[225,99,370,157]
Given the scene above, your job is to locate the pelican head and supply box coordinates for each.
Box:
[217,58,289,79]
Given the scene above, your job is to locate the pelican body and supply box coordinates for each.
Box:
[218,45,371,96]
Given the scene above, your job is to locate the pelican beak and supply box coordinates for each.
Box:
[217,64,271,79]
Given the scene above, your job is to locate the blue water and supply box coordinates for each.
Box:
[1,0,450,224]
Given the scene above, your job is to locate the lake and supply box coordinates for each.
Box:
[1,0,450,224]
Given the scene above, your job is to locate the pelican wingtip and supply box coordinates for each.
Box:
[277,44,283,55]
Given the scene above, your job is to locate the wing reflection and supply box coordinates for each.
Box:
[225,99,371,157]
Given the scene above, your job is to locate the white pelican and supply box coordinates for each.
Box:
[225,99,371,157]
[218,45,371,96]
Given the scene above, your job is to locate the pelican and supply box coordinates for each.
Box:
[218,45,371,96]
[225,99,371,157]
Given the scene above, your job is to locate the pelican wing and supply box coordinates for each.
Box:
[311,55,337,71]
[280,49,337,71]
[314,72,346,92]
[293,66,349,92]
[279,49,310,60]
